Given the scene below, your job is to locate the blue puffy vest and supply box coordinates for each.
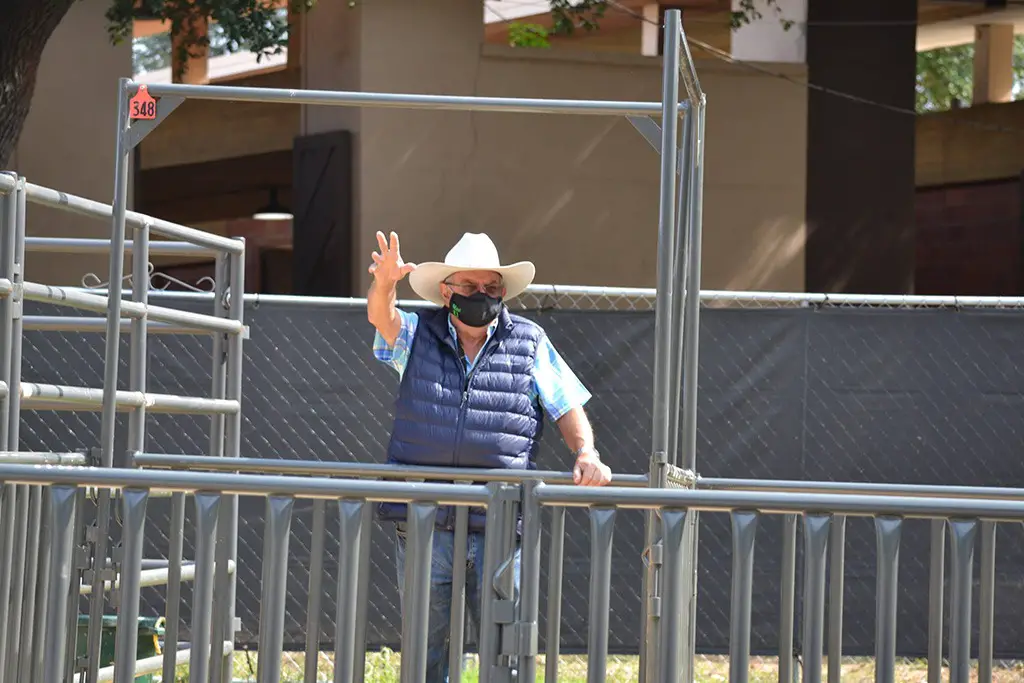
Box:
[378,306,545,531]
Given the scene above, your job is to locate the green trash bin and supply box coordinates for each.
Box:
[76,615,165,683]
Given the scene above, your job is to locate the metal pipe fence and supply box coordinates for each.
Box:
[0,166,245,683]
[1,462,1023,683]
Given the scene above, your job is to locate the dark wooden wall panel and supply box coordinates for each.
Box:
[291,130,354,297]
[915,177,1023,296]
[805,0,918,294]
[136,150,293,225]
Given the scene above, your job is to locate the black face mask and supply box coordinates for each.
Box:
[449,291,503,328]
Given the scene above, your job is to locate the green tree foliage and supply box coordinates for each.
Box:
[916,36,1024,113]
[509,0,783,47]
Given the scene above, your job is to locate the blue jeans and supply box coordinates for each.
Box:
[394,527,521,683]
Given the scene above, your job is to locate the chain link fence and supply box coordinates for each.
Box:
[14,287,1024,681]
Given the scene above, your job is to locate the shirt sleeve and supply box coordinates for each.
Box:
[372,309,418,378]
[533,335,592,421]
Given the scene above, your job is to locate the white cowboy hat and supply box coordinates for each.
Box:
[408,232,536,308]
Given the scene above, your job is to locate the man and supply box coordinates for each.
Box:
[367,230,611,682]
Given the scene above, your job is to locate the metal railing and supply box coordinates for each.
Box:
[0,461,1022,683]
[0,169,245,683]
[128,453,1024,683]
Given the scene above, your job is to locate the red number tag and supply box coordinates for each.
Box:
[129,85,157,120]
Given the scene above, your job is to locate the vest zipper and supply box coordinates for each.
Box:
[451,338,498,467]
[450,329,503,529]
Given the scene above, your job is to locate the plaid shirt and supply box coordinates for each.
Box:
[372,309,591,421]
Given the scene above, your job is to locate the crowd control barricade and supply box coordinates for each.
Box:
[1,457,1023,683]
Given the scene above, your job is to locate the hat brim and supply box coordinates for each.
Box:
[408,261,536,308]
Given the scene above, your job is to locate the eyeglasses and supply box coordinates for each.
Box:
[444,280,504,298]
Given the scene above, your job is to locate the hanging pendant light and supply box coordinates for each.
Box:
[253,187,293,221]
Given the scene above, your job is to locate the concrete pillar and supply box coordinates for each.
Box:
[731,0,807,63]
[973,24,1014,105]
[804,0,917,294]
[11,0,132,286]
[640,3,692,57]
[296,0,484,295]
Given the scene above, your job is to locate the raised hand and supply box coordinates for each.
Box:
[368,231,416,285]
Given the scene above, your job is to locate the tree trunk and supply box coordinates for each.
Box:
[0,0,77,169]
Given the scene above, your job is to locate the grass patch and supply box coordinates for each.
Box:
[159,651,1024,682]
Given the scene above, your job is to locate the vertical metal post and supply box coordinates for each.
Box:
[0,180,16,683]
[352,500,373,683]
[0,487,11,683]
[0,173,17,450]
[947,519,977,683]
[209,252,231,683]
[729,511,759,683]
[587,507,617,683]
[478,484,507,683]
[257,495,295,683]
[978,521,996,683]
[544,507,566,683]
[88,76,133,683]
[113,489,149,683]
[333,499,365,683]
[126,175,150,458]
[400,502,438,683]
[679,95,706,473]
[642,12,682,682]
[218,243,245,683]
[926,519,945,683]
[8,175,24,447]
[658,509,688,683]
[43,485,77,683]
[63,489,87,683]
[304,499,327,683]
[29,486,52,682]
[518,482,543,683]
[778,514,797,683]
[802,514,831,683]
[12,179,37,683]
[873,517,902,683]
[190,492,222,683]
[449,506,470,683]
[827,516,846,683]
[3,180,26,683]
[668,121,694,465]
[162,492,186,683]
[4,486,27,682]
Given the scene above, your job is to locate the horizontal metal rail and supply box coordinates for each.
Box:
[22,281,242,334]
[19,383,239,415]
[95,642,231,683]
[78,559,235,595]
[24,237,215,257]
[131,453,651,487]
[11,178,241,254]
[68,284,1024,310]
[23,316,214,335]
[532,483,1024,521]
[0,463,494,504]
[699,477,1024,501]
[0,451,88,466]
[135,81,684,117]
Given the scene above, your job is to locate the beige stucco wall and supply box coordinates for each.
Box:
[20,0,806,294]
[916,100,1024,187]
[355,45,807,296]
[10,0,132,286]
